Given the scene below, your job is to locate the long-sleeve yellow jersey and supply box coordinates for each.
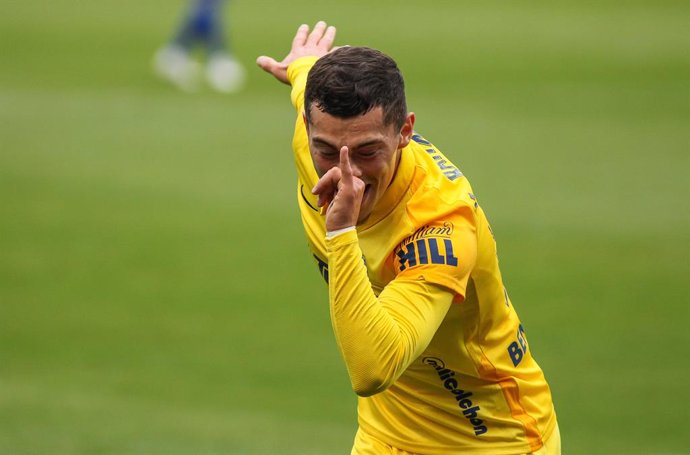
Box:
[287,56,557,455]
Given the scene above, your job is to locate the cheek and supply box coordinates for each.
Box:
[365,160,388,178]
[373,162,396,186]
[311,155,335,177]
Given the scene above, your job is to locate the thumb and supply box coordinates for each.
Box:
[255,56,278,72]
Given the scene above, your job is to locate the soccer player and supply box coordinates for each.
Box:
[257,22,560,455]
[153,0,245,93]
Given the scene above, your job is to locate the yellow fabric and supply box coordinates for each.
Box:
[351,428,422,455]
[287,56,557,455]
[326,230,454,396]
[525,423,561,455]
[352,423,561,455]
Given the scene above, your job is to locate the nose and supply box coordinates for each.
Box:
[345,150,364,177]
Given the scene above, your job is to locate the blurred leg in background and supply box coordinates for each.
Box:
[154,0,246,93]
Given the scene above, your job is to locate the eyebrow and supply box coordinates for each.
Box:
[311,136,386,151]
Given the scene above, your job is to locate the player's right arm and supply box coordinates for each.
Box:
[257,22,336,189]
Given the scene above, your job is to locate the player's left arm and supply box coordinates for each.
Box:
[315,144,476,397]
[326,230,457,397]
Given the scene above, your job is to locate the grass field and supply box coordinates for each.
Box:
[1,1,689,453]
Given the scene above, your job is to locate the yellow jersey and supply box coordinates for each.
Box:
[287,56,557,455]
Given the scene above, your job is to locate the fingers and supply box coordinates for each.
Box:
[312,166,342,207]
[339,146,352,183]
[321,25,337,52]
[307,21,327,46]
[292,23,310,49]
[255,55,289,84]
[341,147,365,200]
[305,21,336,51]
[312,147,354,209]
[255,55,277,72]
[259,21,336,85]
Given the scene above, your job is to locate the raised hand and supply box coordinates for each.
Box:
[256,21,337,84]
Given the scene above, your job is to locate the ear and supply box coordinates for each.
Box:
[302,111,309,132]
[398,112,415,148]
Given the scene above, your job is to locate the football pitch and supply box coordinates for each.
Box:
[1,1,688,453]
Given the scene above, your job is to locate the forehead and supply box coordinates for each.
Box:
[307,106,395,144]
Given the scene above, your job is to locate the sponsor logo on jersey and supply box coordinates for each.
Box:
[423,357,488,436]
[395,224,459,272]
[401,222,454,244]
[507,324,529,367]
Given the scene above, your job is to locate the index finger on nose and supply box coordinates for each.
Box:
[339,146,352,182]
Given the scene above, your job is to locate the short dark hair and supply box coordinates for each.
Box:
[304,46,407,129]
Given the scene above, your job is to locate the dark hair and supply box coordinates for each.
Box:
[304,46,407,129]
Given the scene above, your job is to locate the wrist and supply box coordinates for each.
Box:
[326,226,356,239]
[325,227,359,252]
[287,56,320,85]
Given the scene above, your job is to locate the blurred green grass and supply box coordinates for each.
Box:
[1,0,688,453]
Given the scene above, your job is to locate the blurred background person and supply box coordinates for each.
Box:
[153,0,245,93]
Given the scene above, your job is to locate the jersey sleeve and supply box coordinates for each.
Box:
[287,56,321,195]
[393,205,478,301]
[326,229,454,397]
[287,56,320,113]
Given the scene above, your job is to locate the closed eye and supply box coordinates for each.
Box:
[357,149,379,158]
[315,147,339,158]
